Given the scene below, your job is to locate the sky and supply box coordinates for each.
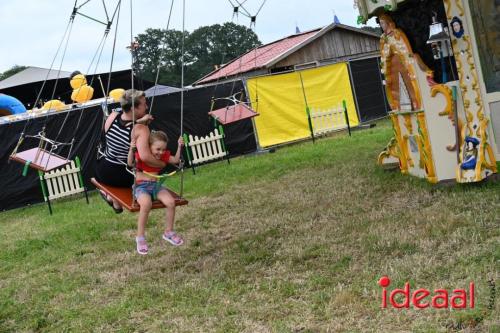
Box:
[0,0,376,74]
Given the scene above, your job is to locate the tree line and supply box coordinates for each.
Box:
[133,22,260,86]
[0,65,27,81]
[2,24,381,87]
[0,23,260,87]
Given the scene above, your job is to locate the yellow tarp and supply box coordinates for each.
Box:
[247,62,359,148]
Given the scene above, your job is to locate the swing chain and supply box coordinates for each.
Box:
[10,132,25,158]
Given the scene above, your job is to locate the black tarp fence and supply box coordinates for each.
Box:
[0,106,104,211]
[348,57,390,122]
[0,80,256,211]
[148,80,256,160]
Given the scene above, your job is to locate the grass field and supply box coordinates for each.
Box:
[0,120,498,332]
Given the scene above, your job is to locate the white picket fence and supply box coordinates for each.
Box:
[40,160,85,201]
[310,105,348,136]
[187,128,227,165]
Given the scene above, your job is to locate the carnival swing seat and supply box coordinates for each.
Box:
[208,103,258,125]
[91,178,188,212]
[10,130,75,175]
[10,147,71,173]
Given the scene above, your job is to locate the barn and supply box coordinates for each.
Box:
[194,23,389,148]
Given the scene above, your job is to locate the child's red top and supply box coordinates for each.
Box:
[135,151,170,173]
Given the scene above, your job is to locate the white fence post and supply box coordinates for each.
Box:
[186,128,228,166]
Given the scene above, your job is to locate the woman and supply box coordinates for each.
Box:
[95,89,166,213]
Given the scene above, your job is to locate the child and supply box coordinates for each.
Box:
[128,130,184,255]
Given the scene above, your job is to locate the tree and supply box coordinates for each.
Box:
[134,28,190,87]
[0,65,27,81]
[186,22,261,84]
[133,23,261,86]
[360,26,382,36]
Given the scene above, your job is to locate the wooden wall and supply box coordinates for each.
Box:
[274,29,380,68]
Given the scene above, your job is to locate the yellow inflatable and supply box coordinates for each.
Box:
[41,99,66,111]
[70,74,87,89]
[109,88,125,102]
[70,73,94,103]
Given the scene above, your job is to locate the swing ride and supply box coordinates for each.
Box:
[227,0,267,28]
[9,0,123,174]
[92,0,190,212]
[179,0,267,172]
[92,0,268,209]
[3,0,272,212]
[205,0,268,124]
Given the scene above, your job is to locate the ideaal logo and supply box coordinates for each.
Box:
[379,276,475,309]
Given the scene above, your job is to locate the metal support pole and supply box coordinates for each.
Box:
[298,72,315,143]
[343,100,352,137]
[452,86,460,163]
[347,61,362,123]
[376,57,390,113]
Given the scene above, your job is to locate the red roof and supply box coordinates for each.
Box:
[196,29,319,84]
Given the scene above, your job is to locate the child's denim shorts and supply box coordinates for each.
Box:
[133,181,166,199]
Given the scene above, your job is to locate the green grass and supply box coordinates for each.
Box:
[1,120,499,332]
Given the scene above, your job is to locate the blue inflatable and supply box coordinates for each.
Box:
[0,94,27,116]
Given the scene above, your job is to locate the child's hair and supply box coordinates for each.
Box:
[149,130,168,146]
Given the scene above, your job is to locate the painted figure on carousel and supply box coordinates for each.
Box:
[461,136,479,170]
[378,14,424,111]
